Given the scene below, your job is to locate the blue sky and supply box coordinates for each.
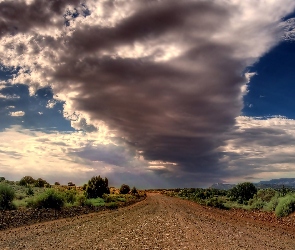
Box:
[0,0,295,188]
[243,41,295,119]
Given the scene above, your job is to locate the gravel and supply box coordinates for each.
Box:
[0,193,294,249]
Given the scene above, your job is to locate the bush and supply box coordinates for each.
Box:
[275,194,295,217]
[54,182,60,186]
[76,194,87,206]
[0,184,16,210]
[0,177,5,182]
[249,199,265,210]
[105,202,118,209]
[228,182,257,204]
[264,194,279,212]
[120,184,130,194]
[26,186,34,196]
[64,189,77,204]
[86,198,105,207]
[85,176,110,198]
[34,178,48,188]
[205,197,226,209]
[255,188,277,202]
[29,189,65,209]
[131,187,138,195]
[19,176,36,186]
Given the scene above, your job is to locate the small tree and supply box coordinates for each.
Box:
[120,184,130,194]
[0,177,5,182]
[34,178,48,188]
[0,184,15,210]
[19,176,35,186]
[228,182,257,204]
[33,189,65,210]
[54,182,60,186]
[85,176,110,198]
[131,186,138,195]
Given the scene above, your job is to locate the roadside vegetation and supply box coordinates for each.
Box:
[160,182,295,217]
[0,176,145,212]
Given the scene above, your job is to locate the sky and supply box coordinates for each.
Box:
[0,0,295,188]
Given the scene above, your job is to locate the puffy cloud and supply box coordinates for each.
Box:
[46,100,56,109]
[0,0,295,186]
[9,111,25,116]
[283,18,295,41]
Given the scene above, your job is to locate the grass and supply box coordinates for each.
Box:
[86,198,105,207]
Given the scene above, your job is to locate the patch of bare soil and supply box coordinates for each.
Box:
[0,193,294,249]
[0,198,145,231]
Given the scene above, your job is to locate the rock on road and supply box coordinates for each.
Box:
[0,193,294,249]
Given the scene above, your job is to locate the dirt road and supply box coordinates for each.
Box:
[0,193,294,249]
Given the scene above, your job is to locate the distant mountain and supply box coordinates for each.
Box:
[255,178,295,189]
[210,178,295,190]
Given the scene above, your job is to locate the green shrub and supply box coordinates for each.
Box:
[19,176,36,186]
[15,193,25,200]
[0,184,16,210]
[131,186,138,195]
[275,194,295,217]
[76,194,87,206]
[228,182,257,204]
[26,186,34,196]
[120,184,130,194]
[86,198,105,207]
[102,194,114,203]
[264,194,279,212]
[64,189,77,204]
[85,176,110,198]
[105,202,118,209]
[0,177,5,182]
[249,199,265,210]
[28,189,65,209]
[13,199,27,209]
[255,188,277,202]
[205,197,226,209]
[34,178,48,188]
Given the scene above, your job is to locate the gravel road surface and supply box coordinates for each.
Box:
[0,193,294,249]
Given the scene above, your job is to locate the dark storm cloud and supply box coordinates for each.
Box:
[49,1,244,180]
[66,1,228,53]
[72,144,132,166]
[1,0,293,186]
[0,0,81,37]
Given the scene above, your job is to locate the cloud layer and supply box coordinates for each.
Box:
[0,0,295,186]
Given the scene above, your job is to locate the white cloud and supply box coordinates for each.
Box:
[0,93,20,99]
[221,116,295,183]
[9,111,25,117]
[283,18,295,41]
[46,100,57,109]
[0,126,153,186]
